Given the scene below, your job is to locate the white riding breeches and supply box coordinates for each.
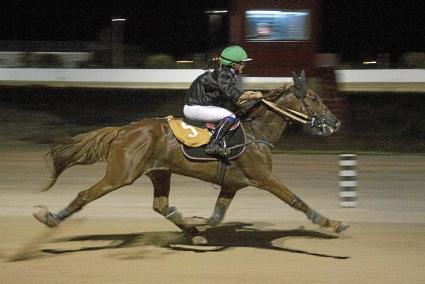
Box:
[183,105,235,122]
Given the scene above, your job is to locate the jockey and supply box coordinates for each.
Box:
[183,45,262,157]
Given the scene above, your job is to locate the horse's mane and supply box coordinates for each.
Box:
[237,82,294,121]
[265,82,294,100]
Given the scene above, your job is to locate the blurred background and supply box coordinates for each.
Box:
[0,0,424,152]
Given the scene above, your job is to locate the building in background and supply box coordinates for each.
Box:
[229,0,318,76]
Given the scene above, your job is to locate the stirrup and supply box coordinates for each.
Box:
[205,144,230,157]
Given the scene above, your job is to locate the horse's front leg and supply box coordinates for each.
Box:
[166,186,238,246]
[251,171,349,233]
[166,186,239,228]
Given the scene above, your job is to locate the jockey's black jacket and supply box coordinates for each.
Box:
[185,67,243,108]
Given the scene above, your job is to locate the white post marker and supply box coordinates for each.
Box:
[339,154,358,207]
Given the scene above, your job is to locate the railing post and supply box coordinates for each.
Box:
[339,154,358,207]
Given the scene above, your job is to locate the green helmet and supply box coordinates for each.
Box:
[220,45,252,66]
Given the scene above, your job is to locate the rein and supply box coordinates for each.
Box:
[238,86,325,128]
[258,86,327,129]
[261,99,310,125]
[261,96,327,129]
[231,86,326,152]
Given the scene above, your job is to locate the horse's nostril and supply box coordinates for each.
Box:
[335,120,341,128]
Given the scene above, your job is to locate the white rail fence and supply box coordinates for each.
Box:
[0,68,424,92]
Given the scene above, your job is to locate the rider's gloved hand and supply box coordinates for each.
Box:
[253,91,263,99]
[239,91,263,101]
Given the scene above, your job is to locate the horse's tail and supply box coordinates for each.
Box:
[40,126,121,192]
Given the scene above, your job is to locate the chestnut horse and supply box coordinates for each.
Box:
[33,72,349,242]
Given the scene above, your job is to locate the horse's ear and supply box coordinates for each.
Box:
[292,70,308,98]
[291,71,299,83]
[292,71,301,88]
[300,70,306,80]
[300,69,308,88]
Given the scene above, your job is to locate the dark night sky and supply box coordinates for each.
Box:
[319,0,425,59]
[0,0,424,59]
[0,0,226,54]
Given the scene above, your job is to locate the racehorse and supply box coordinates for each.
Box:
[33,71,349,243]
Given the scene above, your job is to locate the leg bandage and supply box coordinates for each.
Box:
[165,206,183,224]
[54,209,70,221]
[208,204,226,226]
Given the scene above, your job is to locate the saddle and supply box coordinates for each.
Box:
[167,116,246,161]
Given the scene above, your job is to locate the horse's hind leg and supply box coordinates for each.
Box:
[33,176,137,227]
[147,170,200,236]
[33,144,147,227]
[148,170,171,217]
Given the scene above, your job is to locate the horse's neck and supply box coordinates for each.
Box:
[244,94,300,145]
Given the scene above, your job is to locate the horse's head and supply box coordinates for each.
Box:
[250,71,340,136]
[291,71,341,136]
[236,71,340,136]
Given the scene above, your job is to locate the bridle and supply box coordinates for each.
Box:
[258,69,339,131]
[230,83,334,152]
[261,98,310,125]
[231,72,339,151]
[238,71,340,133]
[260,90,330,129]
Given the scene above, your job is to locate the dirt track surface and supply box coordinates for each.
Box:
[1,142,425,283]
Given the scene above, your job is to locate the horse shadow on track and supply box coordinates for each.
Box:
[32,222,349,260]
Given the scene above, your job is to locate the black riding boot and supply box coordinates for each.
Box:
[205,118,233,157]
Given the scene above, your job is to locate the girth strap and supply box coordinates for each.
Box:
[213,158,229,190]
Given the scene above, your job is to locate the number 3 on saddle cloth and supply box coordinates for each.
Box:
[167,116,246,161]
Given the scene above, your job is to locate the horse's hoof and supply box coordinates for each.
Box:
[334,222,350,233]
[182,226,199,235]
[182,216,209,227]
[32,206,60,228]
[192,235,208,245]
